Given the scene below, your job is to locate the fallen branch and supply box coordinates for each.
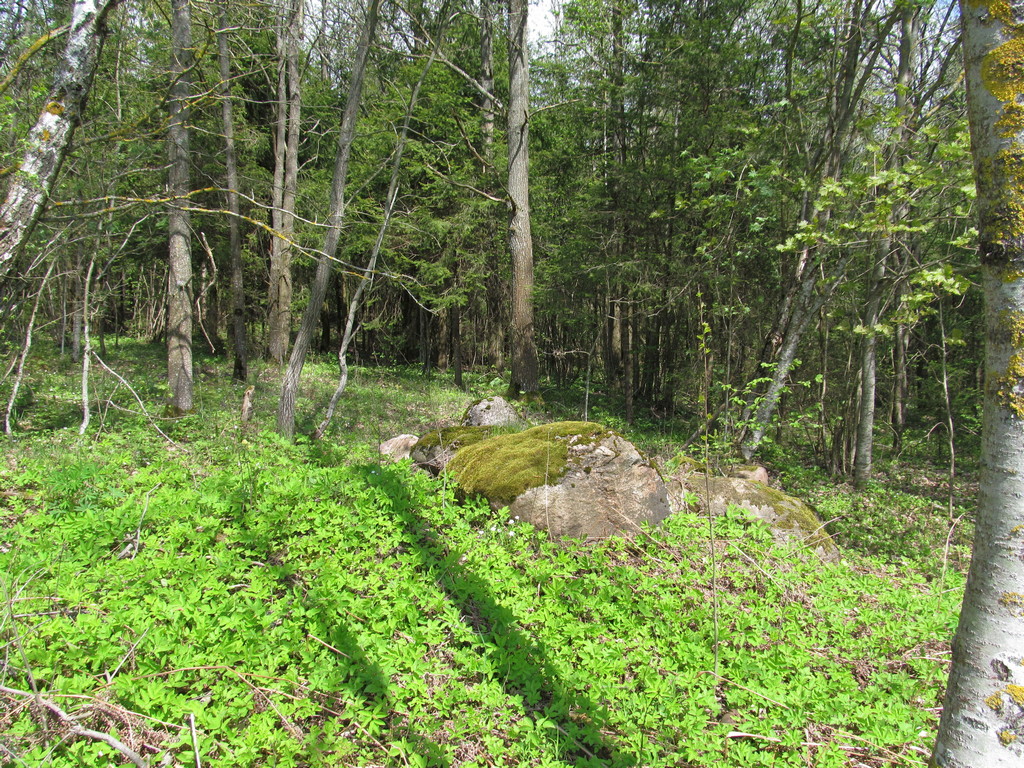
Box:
[0,685,147,768]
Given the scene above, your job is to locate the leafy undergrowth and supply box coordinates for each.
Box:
[1,422,961,768]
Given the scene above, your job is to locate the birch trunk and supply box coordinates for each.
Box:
[507,0,539,396]
[166,0,194,414]
[0,0,120,281]
[276,0,380,439]
[931,0,1024,763]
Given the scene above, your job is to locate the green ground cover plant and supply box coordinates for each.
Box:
[0,343,965,767]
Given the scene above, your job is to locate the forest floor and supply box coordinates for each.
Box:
[0,341,973,768]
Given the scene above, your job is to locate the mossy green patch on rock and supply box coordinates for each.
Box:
[414,425,498,453]
[697,477,840,560]
[448,421,612,504]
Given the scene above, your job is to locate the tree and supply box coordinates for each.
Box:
[0,0,121,282]
[931,0,1024,764]
[267,0,303,363]
[507,0,539,396]
[216,0,249,382]
[276,0,381,439]
[167,0,194,414]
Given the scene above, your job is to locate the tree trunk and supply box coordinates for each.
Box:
[217,0,248,382]
[267,0,303,363]
[313,49,436,439]
[853,243,886,489]
[167,0,194,415]
[507,0,539,396]
[0,0,120,282]
[5,261,55,434]
[741,252,852,460]
[71,247,84,362]
[79,257,95,435]
[479,0,495,164]
[276,0,380,439]
[892,322,909,452]
[854,4,916,488]
[932,1,1024,763]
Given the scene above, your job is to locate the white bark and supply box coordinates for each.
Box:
[0,0,120,281]
[932,0,1024,763]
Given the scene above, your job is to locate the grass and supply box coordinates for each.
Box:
[0,340,968,767]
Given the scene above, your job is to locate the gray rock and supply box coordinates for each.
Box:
[448,421,671,540]
[461,396,527,428]
[379,434,419,461]
[728,464,770,485]
[670,473,838,561]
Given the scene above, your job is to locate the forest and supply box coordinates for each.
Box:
[1,0,1023,764]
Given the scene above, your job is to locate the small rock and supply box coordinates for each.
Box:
[379,434,419,461]
[728,464,770,485]
[461,396,527,428]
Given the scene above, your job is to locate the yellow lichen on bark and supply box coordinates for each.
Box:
[1008,683,1024,705]
[984,37,1024,103]
[988,691,1006,711]
[996,311,1024,417]
[1000,730,1019,745]
[1001,591,1024,614]
[45,100,63,115]
[977,10,1024,243]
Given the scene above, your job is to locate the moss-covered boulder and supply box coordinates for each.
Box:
[672,474,839,561]
[461,396,527,428]
[411,426,497,474]
[449,421,672,540]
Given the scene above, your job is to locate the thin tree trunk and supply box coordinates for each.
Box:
[853,243,886,489]
[5,261,55,434]
[932,0,1024,763]
[507,0,539,396]
[167,0,194,415]
[217,0,248,382]
[622,304,633,424]
[892,323,909,452]
[313,49,436,440]
[79,257,95,435]
[267,0,303,363]
[741,252,853,460]
[479,0,495,164]
[0,0,120,282]
[71,247,84,362]
[855,4,916,488]
[276,0,380,439]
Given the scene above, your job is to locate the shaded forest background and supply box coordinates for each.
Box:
[0,0,977,479]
